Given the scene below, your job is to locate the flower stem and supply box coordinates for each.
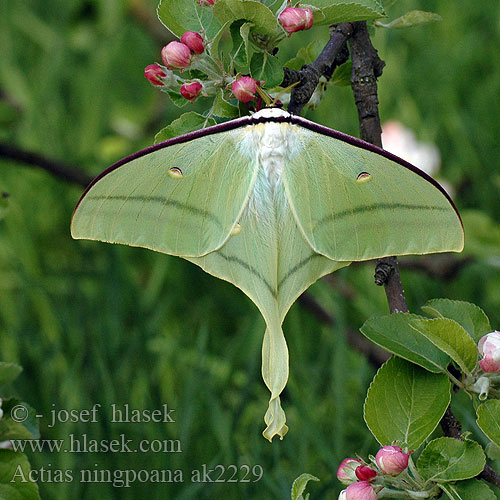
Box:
[447,371,464,389]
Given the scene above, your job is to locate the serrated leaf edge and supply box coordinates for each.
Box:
[417,437,486,483]
[476,400,500,448]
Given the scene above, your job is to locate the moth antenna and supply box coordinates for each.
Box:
[270,81,300,107]
[255,84,273,107]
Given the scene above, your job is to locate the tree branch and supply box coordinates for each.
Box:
[348,22,385,147]
[440,406,463,439]
[480,465,500,490]
[284,22,353,115]
[348,22,408,314]
[0,142,91,188]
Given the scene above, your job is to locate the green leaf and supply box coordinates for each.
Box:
[0,451,41,500]
[485,442,500,461]
[212,90,240,118]
[207,20,232,59]
[187,69,208,81]
[330,61,352,86]
[213,0,279,36]
[282,57,303,72]
[165,90,191,109]
[284,40,323,71]
[305,0,385,26]
[157,0,222,38]
[0,363,22,387]
[439,479,495,500]
[239,22,252,66]
[360,314,451,373]
[417,438,485,482]
[364,357,450,449]
[230,20,252,68]
[375,10,442,29]
[422,299,491,343]
[154,112,216,143]
[0,398,40,441]
[410,318,478,374]
[259,0,287,15]
[291,473,319,500]
[477,400,500,448]
[250,52,284,88]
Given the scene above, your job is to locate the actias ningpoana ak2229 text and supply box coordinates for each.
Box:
[71,107,464,442]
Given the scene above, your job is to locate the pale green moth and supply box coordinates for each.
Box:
[71,107,464,442]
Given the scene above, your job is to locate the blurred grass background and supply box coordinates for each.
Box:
[1,0,500,498]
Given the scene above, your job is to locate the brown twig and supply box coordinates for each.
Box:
[440,406,463,439]
[0,142,91,188]
[480,465,500,489]
[284,22,353,115]
[348,22,385,147]
[348,22,408,314]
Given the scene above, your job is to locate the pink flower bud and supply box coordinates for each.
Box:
[181,31,205,54]
[375,446,411,476]
[342,481,377,500]
[355,465,377,481]
[278,7,314,34]
[231,76,257,103]
[197,0,215,5]
[479,331,500,372]
[144,64,167,86]
[180,82,203,101]
[337,458,361,485]
[161,41,192,70]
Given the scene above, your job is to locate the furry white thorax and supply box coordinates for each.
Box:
[255,121,288,185]
[238,109,295,223]
[244,108,293,186]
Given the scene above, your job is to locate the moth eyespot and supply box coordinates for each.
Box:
[168,167,184,179]
[230,223,242,236]
[356,172,371,184]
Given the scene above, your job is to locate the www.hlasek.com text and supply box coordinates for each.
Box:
[11,434,182,454]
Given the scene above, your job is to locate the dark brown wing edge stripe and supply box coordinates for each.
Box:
[72,108,463,233]
[71,114,255,216]
[289,114,463,230]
